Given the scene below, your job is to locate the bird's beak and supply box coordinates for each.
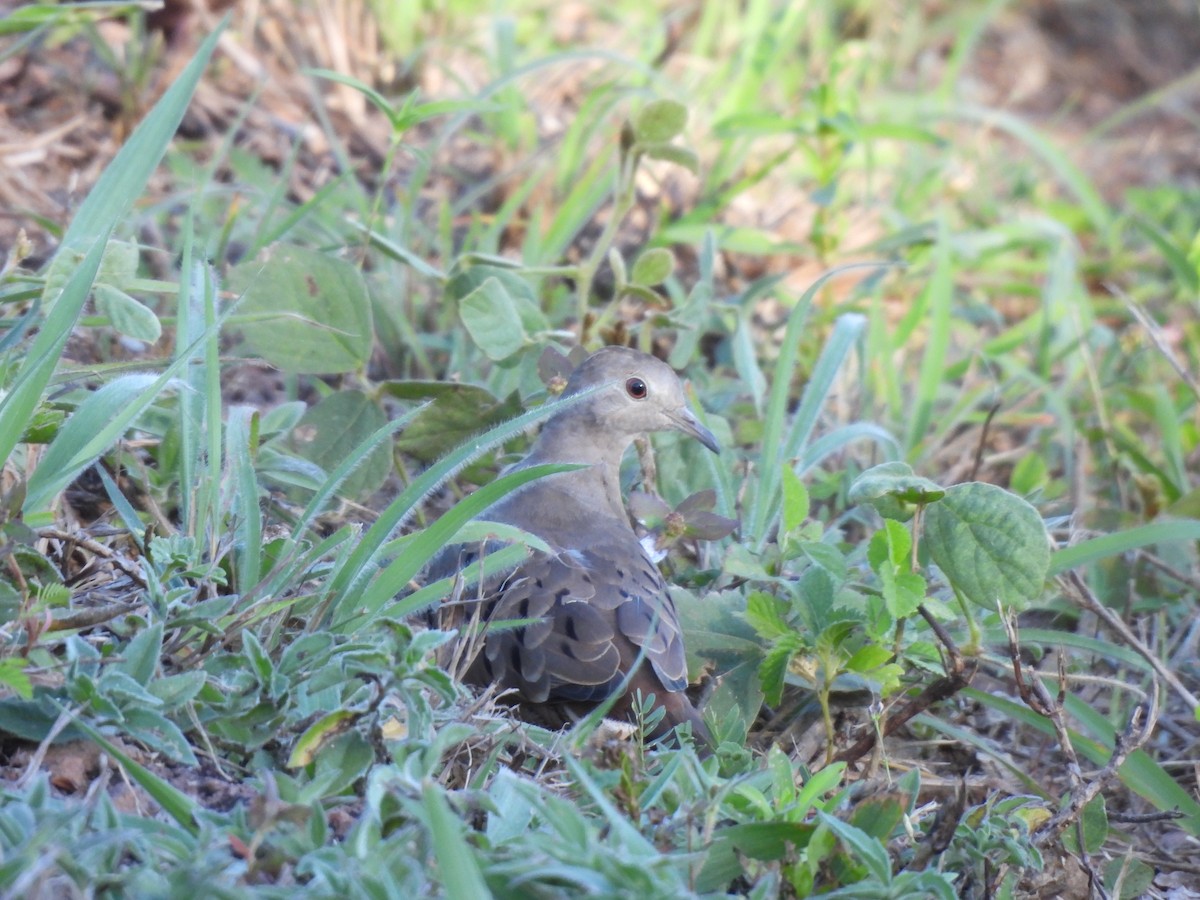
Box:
[673,407,720,454]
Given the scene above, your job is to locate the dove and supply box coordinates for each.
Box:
[439,346,719,746]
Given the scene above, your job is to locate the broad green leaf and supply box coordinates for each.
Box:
[1062,795,1108,855]
[307,731,373,799]
[0,658,31,700]
[868,521,924,620]
[630,247,674,286]
[228,243,372,374]
[115,622,163,686]
[759,641,796,707]
[1105,855,1155,900]
[673,586,763,738]
[816,811,891,882]
[95,239,140,288]
[390,383,524,463]
[290,390,390,498]
[633,98,688,144]
[457,276,529,360]
[122,707,197,765]
[925,482,1050,611]
[145,670,207,710]
[446,263,548,331]
[744,590,791,639]
[799,541,848,582]
[93,284,162,343]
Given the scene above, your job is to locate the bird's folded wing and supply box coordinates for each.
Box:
[476,541,689,704]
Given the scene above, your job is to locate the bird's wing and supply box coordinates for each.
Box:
[471,538,688,705]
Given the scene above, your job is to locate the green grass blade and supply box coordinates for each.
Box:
[799,422,901,472]
[905,224,952,456]
[226,406,263,590]
[749,264,886,546]
[24,374,161,511]
[1050,520,1200,575]
[753,312,867,536]
[323,385,602,620]
[335,462,579,631]
[58,20,226,256]
[423,783,490,897]
[0,237,108,468]
[291,406,425,542]
[390,542,529,620]
[783,312,867,464]
[8,20,224,504]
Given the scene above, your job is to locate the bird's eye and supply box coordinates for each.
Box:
[625,377,648,400]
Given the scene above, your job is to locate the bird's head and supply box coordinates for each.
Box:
[558,346,719,453]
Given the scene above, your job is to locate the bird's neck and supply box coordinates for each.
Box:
[524,419,632,522]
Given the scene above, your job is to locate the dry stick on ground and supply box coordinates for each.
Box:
[1001,610,1105,898]
[1117,285,1200,401]
[833,603,978,766]
[998,608,1161,900]
[1061,570,1199,711]
[39,527,148,587]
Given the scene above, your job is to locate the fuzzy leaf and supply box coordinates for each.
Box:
[458,276,528,360]
[290,390,390,498]
[633,99,688,144]
[849,461,945,521]
[924,481,1050,612]
[630,248,674,286]
[640,142,699,173]
[229,243,372,374]
[94,284,162,343]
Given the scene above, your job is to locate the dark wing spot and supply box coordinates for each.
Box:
[565,616,578,640]
[509,645,523,676]
[560,640,577,659]
[519,598,529,617]
[555,587,570,602]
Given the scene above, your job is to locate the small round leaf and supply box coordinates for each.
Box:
[632,99,688,144]
[849,461,945,521]
[631,248,675,286]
